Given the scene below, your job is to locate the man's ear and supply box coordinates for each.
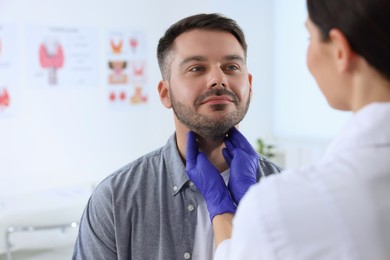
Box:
[328,28,357,73]
[158,80,172,108]
[248,73,253,100]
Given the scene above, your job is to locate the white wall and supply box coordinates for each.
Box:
[0,0,214,196]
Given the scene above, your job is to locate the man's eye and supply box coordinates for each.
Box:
[189,66,204,72]
[225,65,239,71]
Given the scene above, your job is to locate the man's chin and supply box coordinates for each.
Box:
[199,107,234,116]
[192,125,232,141]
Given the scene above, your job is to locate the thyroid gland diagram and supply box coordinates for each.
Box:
[0,88,10,111]
[108,60,128,84]
[108,38,129,84]
[129,37,138,53]
[39,40,64,85]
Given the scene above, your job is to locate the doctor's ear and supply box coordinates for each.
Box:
[328,29,357,73]
[158,80,172,108]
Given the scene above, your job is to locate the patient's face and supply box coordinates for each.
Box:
[163,29,252,139]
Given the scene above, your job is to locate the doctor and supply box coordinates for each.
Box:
[186,0,390,258]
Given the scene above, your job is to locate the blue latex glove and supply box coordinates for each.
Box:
[223,127,259,205]
[186,131,236,221]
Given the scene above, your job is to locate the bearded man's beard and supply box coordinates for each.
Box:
[170,88,250,140]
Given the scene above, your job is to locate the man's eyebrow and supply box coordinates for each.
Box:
[179,56,207,68]
[224,55,245,63]
[179,55,245,68]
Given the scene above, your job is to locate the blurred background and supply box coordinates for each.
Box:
[0,0,350,259]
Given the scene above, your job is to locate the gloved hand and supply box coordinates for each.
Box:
[186,131,236,221]
[223,127,259,205]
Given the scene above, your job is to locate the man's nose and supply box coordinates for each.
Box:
[207,68,228,89]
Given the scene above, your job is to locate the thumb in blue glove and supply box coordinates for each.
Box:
[186,131,236,221]
[222,127,259,205]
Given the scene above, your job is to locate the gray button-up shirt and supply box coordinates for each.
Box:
[73,134,282,260]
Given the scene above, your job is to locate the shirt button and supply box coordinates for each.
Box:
[188,181,194,187]
[184,252,191,259]
[173,186,178,191]
[187,205,195,211]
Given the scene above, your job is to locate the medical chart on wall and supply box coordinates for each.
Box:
[26,26,99,88]
[0,24,18,117]
[106,29,148,108]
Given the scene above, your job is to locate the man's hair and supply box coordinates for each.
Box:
[307,0,390,80]
[157,13,247,80]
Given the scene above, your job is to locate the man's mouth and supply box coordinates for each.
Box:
[200,95,233,105]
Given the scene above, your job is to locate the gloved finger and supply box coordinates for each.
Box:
[186,131,199,169]
[227,127,245,149]
[198,152,215,171]
[228,127,256,154]
[222,148,232,166]
[224,138,235,152]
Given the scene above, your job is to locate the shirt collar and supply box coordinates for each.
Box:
[164,133,190,196]
[326,102,390,155]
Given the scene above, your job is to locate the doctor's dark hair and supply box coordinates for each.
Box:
[307,0,390,80]
[157,13,247,80]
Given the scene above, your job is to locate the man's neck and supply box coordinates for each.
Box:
[176,128,228,173]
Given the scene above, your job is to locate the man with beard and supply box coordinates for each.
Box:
[73,13,282,260]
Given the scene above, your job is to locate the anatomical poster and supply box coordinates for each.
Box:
[26,26,99,88]
[106,29,148,107]
[0,24,18,117]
